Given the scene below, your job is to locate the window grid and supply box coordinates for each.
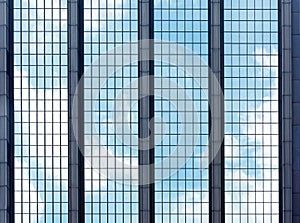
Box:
[12,0,282,221]
[224,0,279,222]
[83,0,139,222]
[14,0,68,222]
[154,0,209,222]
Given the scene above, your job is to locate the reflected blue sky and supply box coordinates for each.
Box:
[14,0,279,222]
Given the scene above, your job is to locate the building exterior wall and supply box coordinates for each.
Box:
[0,0,297,222]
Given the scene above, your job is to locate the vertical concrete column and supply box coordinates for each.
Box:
[68,0,84,222]
[0,0,14,222]
[209,0,224,222]
[138,0,155,222]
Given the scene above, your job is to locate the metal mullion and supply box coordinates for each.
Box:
[79,0,85,220]
[121,2,125,222]
[105,0,109,221]
[129,1,132,217]
[279,0,292,222]
[114,1,117,222]
[237,2,241,221]
[0,0,15,221]
[43,1,46,221]
[230,62,233,223]
[209,0,224,222]
[176,1,179,221]
[183,3,187,221]
[126,2,131,217]
[90,4,93,222]
[191,2,195,219]
[246,3,249,221]
[159,2,163,221]
[34,0,38,220]
[254,0,257,217]
[20,1,24,220]
[59,0,63,221]
[93,10,96,221]
[261,1,265,218]
[89,3,93,223]
[138,0,155,222]
[98,0,101,218]
[68,0,85,221]
[27,0,32,220]
[168,0,171,220]
[51,1,54,220]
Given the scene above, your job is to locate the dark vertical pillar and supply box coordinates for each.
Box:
[279,0,292,222]
[0,0,14,222]
[291,0,300,222]
[138,0,155,222]
[68,0,84,222]
[209,0,224,222]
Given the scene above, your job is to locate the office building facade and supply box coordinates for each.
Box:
[0,0,298,222]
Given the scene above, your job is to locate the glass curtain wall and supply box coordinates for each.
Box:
[14,0,68,222]
[12,0,281,222]
[224,0,279,222]
[154,0,209,222]
[83,0,139,222]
